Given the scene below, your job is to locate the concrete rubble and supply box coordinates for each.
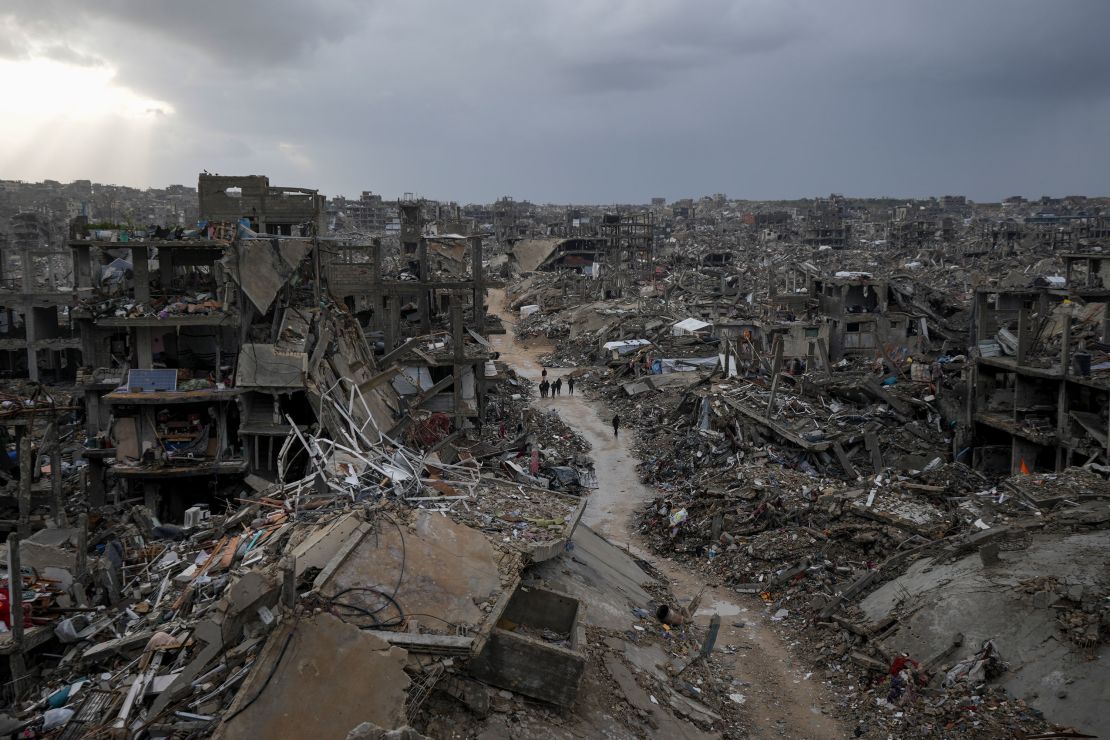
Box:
[0,182,1108,738]
[0,179,766,739]
[500,193,1109,738]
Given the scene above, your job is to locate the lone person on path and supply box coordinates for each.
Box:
[567,376,575,395]
[541,367,548,381]
[612,414,620,438]
[553,377,562,396]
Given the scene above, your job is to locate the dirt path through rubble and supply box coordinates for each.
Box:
[489,290,847,739]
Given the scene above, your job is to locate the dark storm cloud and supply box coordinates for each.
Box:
[553,0,805,94]
[2,0,374,64]
[1,0,1108,202]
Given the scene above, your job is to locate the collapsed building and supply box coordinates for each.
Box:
[507,191,1110,738]
[1,183,1108,739]
[3,176,759,740]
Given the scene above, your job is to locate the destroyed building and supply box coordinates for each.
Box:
[0,213,80,381]
[810,269,929,359]
[802,195,852,248]
[324,201,495,428]
[1,180,1109,739]
[968,255,1110,474]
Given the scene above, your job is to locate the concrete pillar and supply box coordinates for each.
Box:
[159,247,173,290]
[18,436,32,537]
[7,534,26,700]
[131,246,150,303]
[451,297,465,429]
[370,238,383,333]
[1016,304,1030,365]
[135,327,153,369]
[85,390,101,436]
[24,302,38,382]
[417,239,432,334]
[384,295,399,351]
[20,248,33,293]
[74,246,93,289]
[1060,313,1071,376]
[972,290,989,345]
[469,236,485,334]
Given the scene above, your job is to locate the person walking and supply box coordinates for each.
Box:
[539,379,549,398]
[541,367,548,381]
[553,377,562,396]
[612,414,620,438]
[567,376,575,395]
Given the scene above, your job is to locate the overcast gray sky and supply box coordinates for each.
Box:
[1,1,1108,203]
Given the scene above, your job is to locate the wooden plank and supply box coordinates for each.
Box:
[218,536,241,570]
[357,365,400,393]
[378,338,419,366]
[191,536,228,583]
[865,431,883,472]
[832,442,858,479]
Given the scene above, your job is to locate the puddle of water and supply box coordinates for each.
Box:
[694,600,743,617]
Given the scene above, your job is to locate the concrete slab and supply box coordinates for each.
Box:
[319,510,502,632]
[531,524,656,631]
[217,612,410,740]
[290,512,364,578]
[860,529,1110,737]
[603,656,711,740]
[235,343,308,387]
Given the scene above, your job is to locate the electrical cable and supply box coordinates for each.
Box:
[325,586,405,628]
[380,511,407,602]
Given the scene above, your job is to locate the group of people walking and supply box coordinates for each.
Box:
[537,367,620,438]
[538,367,574,399]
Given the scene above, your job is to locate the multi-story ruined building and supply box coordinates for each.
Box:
[968,254,1110,475]
[802,196,852,248]
[0,213,80,380]
[324,200,495,430]
[808,269,929,360]
[70,174,327,517]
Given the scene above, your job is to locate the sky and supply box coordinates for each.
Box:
[1,0,1108,204]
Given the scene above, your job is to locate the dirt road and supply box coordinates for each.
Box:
[489,289,847,739]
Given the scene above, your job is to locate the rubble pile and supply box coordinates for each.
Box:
[0,375,593,736]
[511,206,1110,736]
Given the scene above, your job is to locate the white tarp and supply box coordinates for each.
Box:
[520,304,540,317]
[672,318,711,336]
[603,339,652,355]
